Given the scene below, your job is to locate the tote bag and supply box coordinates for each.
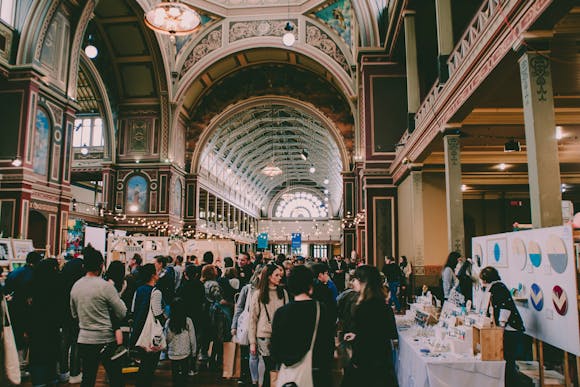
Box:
[2,298,20,385]
[136,295,166,352]
[276,302,320,387]
[236,289,251,345]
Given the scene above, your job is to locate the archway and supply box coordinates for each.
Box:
[28,210,48,251]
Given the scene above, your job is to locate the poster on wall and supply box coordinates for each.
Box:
[12,239,34,260]
[0,238,13,263]
[473,225,580,355]
[66,219,84,257]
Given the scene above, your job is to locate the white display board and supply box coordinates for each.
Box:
[85,226,107,254]
[472,225,580,355]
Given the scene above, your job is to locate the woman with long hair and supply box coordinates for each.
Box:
[201,264,227,369]
[165,298,196,387]
[442,251,460,300]
[248,263,288,387]
[342,265,398,387]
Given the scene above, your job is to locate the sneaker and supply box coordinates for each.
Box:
[188,370,199,376]
[59,372,70,383]
[110,345,128,361]
[69,373,83,384]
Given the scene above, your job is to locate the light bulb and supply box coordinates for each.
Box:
[309,166,316,173]
[283,32,296,47]
[85,44,98,59]
[81,145,89,155]
[323,179,329,184]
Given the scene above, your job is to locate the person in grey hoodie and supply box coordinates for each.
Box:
[70,246,127,387]
[165,297,196,387]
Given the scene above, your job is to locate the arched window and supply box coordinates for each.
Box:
[274,191,328,219]
[125,175,148,213]
[0,0,15,26]
[73,117,104,147]
[33,107,51,176]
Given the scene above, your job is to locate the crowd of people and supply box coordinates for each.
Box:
[0,246,531,387]
[0,248,399,387]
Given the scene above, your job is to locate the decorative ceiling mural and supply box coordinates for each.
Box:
[174,14,219,54]
[311,0,353,48]
[196,0,309,8]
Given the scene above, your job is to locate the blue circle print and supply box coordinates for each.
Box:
[493,243,501,262]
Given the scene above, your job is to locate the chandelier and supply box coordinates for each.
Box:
[145,1,201,35]
[262,163,283,177]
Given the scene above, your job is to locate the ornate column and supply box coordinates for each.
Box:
[435,0,454,82]
[518,44,562,228]
[342,170,356,258]
[409,164,425,275]
[404,10,420,132]
[443,128,465,255]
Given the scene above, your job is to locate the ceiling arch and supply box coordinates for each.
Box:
[192,96,347,216]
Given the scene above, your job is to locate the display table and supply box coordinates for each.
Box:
[396,329,505,387]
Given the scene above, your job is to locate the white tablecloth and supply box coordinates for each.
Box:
[396,330,505,387]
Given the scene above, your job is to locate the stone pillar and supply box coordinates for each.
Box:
[443,130,464,255]
[410,165,425,275]
[435,0,453,82]
[403,10,420,132]
[518,48,562,228]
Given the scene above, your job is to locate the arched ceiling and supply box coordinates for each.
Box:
[196,99,344,216]
[185,61,355,166]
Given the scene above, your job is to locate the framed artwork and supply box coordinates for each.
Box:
[126,175,148,213]
[0,238,13,261]
[33,107,51,175]
[486,238,508,267]
[12,239,34,260]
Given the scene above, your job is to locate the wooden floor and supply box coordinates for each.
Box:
[21,361,238,387]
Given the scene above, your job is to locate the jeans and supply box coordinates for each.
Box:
[78,342,123,387]
[136,350,161,387]
[388,282,401,311]
[60,323,81,377]
[171,358,188,387]
[250,351,259,383]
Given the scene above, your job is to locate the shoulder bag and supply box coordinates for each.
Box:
[236,289,251,345]
[136,291,167,352]
[276,301,320,387]
[2,297,20,385]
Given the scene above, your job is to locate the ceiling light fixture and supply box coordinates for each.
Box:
[300,149,308,160]
[323,178,329,185]
[145,1,201,36]
[81,144,89,155]
[309,165,316,174]
[262,107,283,177]
[282,21,296,47]
[11,156,22,167]
[498,163,507,171]
[84,34,98,59]
[556,126,564,140]
[504,138,521,152]
[461,184,467,192]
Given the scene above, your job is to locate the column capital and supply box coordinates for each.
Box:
[513,31,554,55]
[441,123,462,136]
[402,9,416,17]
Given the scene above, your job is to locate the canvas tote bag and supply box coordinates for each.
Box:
[276,301,320,387]
[222,341,241,379]
[136,294,166,352]
[2,298,20,385]
[236,288,252,345]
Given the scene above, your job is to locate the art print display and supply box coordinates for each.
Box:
[126,175,148,213]
[473,225,580,355]
[33,108,51,175]
[11,239,34,260]
[0,238,12,261]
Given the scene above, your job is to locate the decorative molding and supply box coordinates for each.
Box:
[228,19,293,42]
[529,55,549,102]
[46,101,63,127]
[306,23,350,74]
[180,27,222,78]
[34,1,59,61]
[67,0,96,99]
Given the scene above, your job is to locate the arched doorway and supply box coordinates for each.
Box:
[28,210,48,251]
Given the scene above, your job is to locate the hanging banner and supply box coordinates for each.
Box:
[291,233,301,250]
[257,233,269,249]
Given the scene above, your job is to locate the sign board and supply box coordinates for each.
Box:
[257,233,268,249]
[473,225,580,355]
[291,233,301,250]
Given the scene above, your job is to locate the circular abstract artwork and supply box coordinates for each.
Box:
[546,235,568,274]
[530,283,544,311]
[528,240,542,268]
[511,238,527,271]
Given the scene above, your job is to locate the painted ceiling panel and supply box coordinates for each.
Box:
[94,0,133,18]
[207,57,238,79]
[120,64,156,97]
[104,24,149,57]
[245,49,288,63]
[195,0,310,8]
[311,0,354,48]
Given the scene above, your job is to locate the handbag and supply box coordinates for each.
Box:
[2,298,21,385]
[135,293,166,352]
[222,341,241,379]
[276,302,320,387]
[235,289,251,345]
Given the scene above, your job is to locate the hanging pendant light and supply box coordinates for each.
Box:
[145,1,201,36]
[84,34,98,59]
[282,21,295,47]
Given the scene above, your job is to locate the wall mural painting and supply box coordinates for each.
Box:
[33,107,51,175]
[126,175,149,213]
[173,179,182,216]
[314,0,353,48]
